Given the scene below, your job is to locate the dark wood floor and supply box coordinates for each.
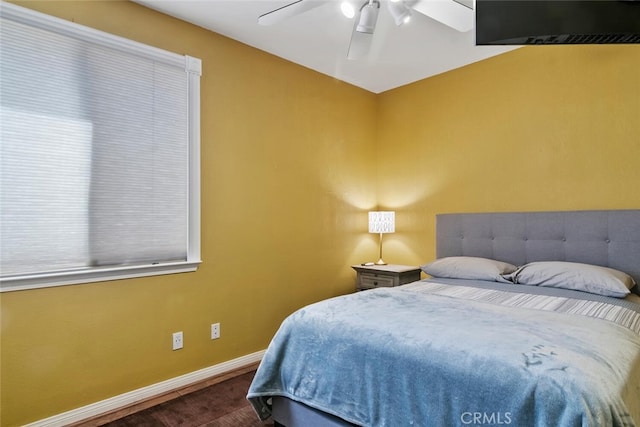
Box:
[78,369,273,427]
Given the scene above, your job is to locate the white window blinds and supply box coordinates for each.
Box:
[0,3,202,291]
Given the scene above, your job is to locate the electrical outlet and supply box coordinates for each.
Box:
[172,331,183,350]
[211,323,220,340]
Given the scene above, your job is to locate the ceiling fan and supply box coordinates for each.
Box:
[258,0,474,59]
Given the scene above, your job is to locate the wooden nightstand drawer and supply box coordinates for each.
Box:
[351,264,422,292]
[359,273,395,289]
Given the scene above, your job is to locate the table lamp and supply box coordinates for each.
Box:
[368,211,395,265]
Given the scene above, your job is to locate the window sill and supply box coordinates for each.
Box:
[0,260,202,292]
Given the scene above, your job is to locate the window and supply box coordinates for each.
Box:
[0,3,202,292]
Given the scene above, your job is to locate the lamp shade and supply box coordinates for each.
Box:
[356,1,380,34]
[387,0,412,26]
[368,211,395,233]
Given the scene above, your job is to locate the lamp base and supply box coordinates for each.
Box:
[375,258,387,265]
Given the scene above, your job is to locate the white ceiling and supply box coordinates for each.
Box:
[133,0,519,93]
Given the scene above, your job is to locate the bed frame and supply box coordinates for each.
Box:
[271,209,640,427]
[436,210,640,284]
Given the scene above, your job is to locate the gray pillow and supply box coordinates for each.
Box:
[422,256,517,282]
[506,261,635,298]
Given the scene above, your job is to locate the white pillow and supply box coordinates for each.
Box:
[421,256,517,282]
[506,261,635,298]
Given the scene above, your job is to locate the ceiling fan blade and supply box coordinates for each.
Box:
[347,30,374,60]
[258,0,328,26]
[411,0,474,32]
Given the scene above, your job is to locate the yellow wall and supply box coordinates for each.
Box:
[376,45,640,266]
[1,1,640,426]
[1,2,377,425]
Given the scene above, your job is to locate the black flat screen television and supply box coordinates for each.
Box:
[475,0,640,45]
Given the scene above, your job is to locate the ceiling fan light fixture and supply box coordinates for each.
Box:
[356,0,380,34]
[340,1,356,19]
[387,0,412,26]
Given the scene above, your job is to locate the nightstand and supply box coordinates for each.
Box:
[351,264,422,291]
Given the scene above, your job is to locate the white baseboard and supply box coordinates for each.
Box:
[26,350,266,427]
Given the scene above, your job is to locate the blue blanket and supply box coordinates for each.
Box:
[247,281,640,426]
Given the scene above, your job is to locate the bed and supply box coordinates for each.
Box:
[247,210,640,427]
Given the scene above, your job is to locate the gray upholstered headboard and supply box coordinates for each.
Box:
[436,210,640,284]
